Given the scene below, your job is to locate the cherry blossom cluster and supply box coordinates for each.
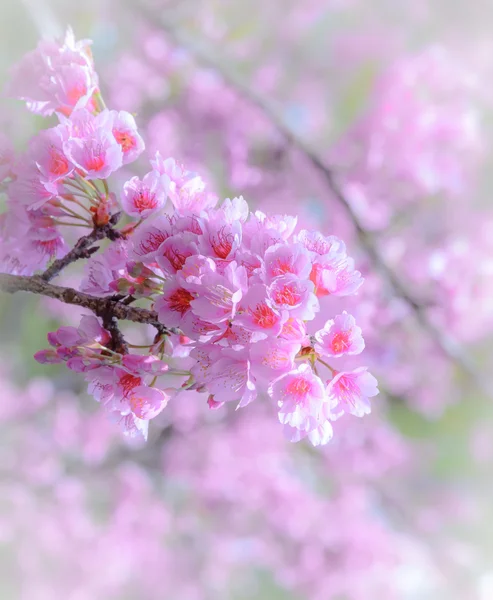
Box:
[104,17,490,418]
[1,28,378,444]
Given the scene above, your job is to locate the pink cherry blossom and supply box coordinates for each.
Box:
[249,338,300,383]
[310,254,363,297]
[64,130,123,179]
[269,363,328,435]
[269,274,319,319]
[188,262,246,324]
[202,348,257,408]
[28,126,73,184]
[155,278,196,327]
[129,386,169,420]
[129,216,174,262]
[327,367,379,418]
[121,171,168,218]
[262,243,312,282]
[236,283,287,340]
[7,28,98,116]
[315,312,365,358]
[108,110,145,164]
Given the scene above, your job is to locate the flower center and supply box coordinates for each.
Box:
[210,226,234,259]
[48,147,70,177]
[251,302,278,328]
[113,129,136,153]
[331,332,350,354]
[271,258,294,277]
[133,190,157,211]
[286,377,312,404]
[119,373,142,397]
[168,288,194,315]
[273,283,302,306]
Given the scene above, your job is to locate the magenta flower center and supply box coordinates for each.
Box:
[113,129,136,153]
[133,189,157,211]
[84,145,106,172]
[331,331,350,354]
[271,258,294,277]
[273,283,302,306]
[119,373,142,397]
[48,146,70,177]
[210,226,233,259]
[137,231,168,255]
[286,377,312,404]
[251,302,278,328]
[163,246,192,271]
[168,288,194,315]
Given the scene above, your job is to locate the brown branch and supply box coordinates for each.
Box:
[153,16,489,393]
[41,215,123,282]
[0,273,178,335]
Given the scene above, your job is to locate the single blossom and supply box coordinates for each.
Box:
[7,28,98,116]
[269,363,328,435]
[64,130,123,179]
[327,367,379,418]
[315,312,365,358]
[108,110,145,164]
[121,171,168,218]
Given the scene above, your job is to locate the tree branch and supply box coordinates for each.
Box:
[154,15,489,393]
[0,273,177,335]
[41,215,123,282]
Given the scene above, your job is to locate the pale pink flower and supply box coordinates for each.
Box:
[327,367,379,418]
[189,262,245,324]
[28,126,73,184]
[314,312,365,358]
[283,420,334,446]
[249,338,300,383]
[129,216,174,262]
[151,153,217,214]
[129,386,169,420]
[269,363,326,432]
[269,274,319,320]
[296,230,346,257]
[172,176,217,214]
[310,255,363,297]
[279,317,308,344]
[121,171,168,218]
[155,278,196,327]
[156,232,199,275]
[64,130,123,179]
[7,28,98,116]
[236,284,287,340]
[9,163,59,211]
[203,348,257,408]
[108,110,145,164]
[200,212,243,260]
[81,240,129,297]
[262,243,312,282]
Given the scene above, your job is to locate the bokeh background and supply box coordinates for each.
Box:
[1,0,493,598]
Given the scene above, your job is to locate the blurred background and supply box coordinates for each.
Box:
[1,0,493,598]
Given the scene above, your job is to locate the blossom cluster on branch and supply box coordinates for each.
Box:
[0,28,377,444]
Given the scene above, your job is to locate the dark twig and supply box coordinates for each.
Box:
[0,273,178,336]
[154,16,489,393]
[41,218,123,282]
[101,311,129,355]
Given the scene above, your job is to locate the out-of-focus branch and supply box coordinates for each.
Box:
[0,273,176,335]
[152,14,488,392]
